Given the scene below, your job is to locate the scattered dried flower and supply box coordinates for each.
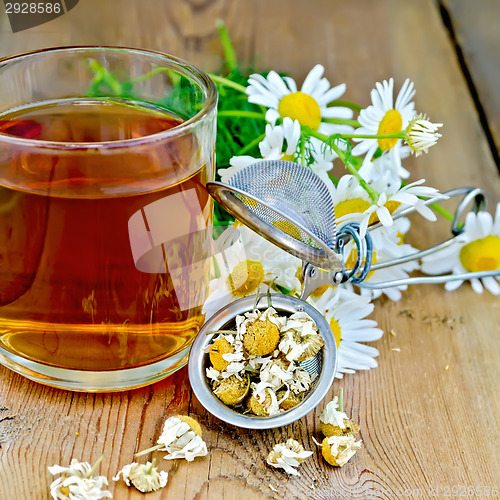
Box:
[319,389,361,438]
[113,460,168,493]
[48,457,111,500]
[319,435,362,467]
[135,415,207,462]
[266,439,313,475]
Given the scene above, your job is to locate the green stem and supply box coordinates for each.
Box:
[299,135,307,166]
[305,127,379,202]
[135,444,162,458]
[237,132,266,155]
[323,118,360,127]
[131,66,170,83]
[341,132,405,140]
[209,74,247,94]
[430,202,454,221]
[338,387,344,413]
[218,110,266,120]
[87,455,105,478]
[216,19,239,72]
[328,100,363,112]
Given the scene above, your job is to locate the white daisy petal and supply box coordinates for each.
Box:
[482,276,500,295]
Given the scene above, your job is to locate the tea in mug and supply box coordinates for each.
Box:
[0,98,212,372]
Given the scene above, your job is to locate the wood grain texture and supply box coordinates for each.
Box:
[442,0,500,159]
[0,1,499,499]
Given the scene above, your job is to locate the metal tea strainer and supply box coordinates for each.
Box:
[188,160,498,429]
[207,160,499,294]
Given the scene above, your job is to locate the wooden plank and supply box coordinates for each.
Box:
[442,0,500,160]
[0,1,499,499]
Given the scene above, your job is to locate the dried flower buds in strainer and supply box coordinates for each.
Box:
[204,306,324,417]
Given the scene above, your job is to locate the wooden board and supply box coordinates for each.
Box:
[0,1,499,498]
[442,0,500,161]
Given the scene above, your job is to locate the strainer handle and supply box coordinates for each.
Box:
[300,186,499,292]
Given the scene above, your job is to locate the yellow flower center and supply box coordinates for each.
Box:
[335,198,372,220]
[329,318,342,348]
[278,91,322,130]
[310,284,334,299]
[335,198,401,225]
[459,235,500,272]
[377,109,403,151]
[272,220,302,240]
[227,260,265,297]
[345,249,378,280]
[280,153,295,162]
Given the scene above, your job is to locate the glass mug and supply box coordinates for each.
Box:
[0,47,217,391]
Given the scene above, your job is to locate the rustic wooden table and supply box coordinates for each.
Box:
[0,1,499,499]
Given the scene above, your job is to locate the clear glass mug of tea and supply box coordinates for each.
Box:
[0,47,217,391]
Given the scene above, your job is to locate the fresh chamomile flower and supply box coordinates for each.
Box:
[405,113,443,157]
[245,64,353,136]
[48,458,111,500]
[344,217,420,301]
[202,237,269,320]
[357,179,445,237]
[421,203,500,295]
[352,78,416,179]
[218,117,301,183]
[203,224,303,320]
[266,439,313,476]
[362,143,411,184]
[308,287,383,378]
[113,460,169,493]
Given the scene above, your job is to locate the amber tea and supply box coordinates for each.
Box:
[0,98,214,385]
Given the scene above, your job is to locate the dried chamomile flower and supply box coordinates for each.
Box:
[266,439,313,476]
[276,389,303,411]
[213,374,250,405]
[288,366,312,394]
[320,417,360,438]
[157,415,207,461]
[113,459,168,493]
[319,390,360,437]
[279,311,324,362]
[135,415,207,462]
[258,357,293,390]
[238,307,284,356]
[209,337,234,372]
[247,385,280,417]
[48,457,111,500]
[319,435,362,467]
